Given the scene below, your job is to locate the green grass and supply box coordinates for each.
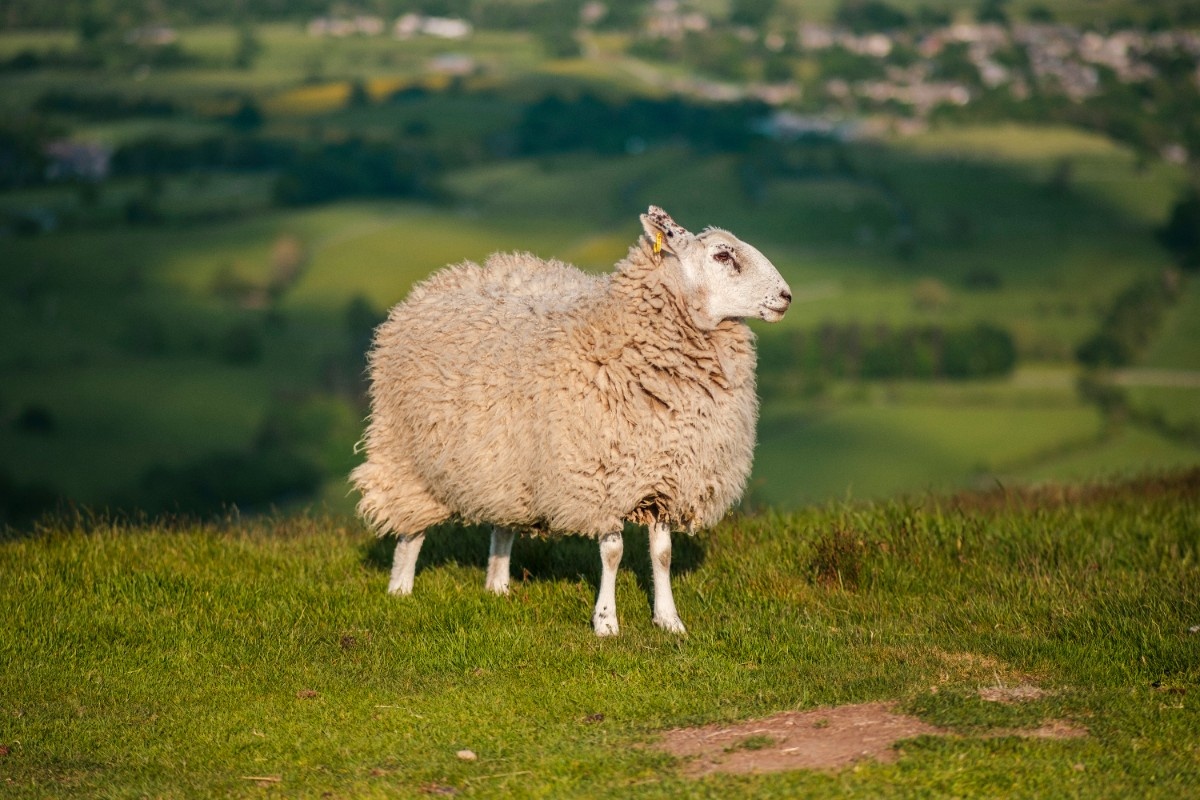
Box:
[1,359,278,501]
[1145,279,1200,371]
[2,472,1197,797]
[751,381,1105,506]
[1012,426,1200,484]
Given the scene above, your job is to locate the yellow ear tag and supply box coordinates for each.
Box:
[654,231,663,254]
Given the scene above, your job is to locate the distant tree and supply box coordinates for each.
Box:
[817,45,888,82]
[77,11,111,47]
[963,268,1002,291]
[914,5,951,27]
[834,0,910,33]
[273,140,434,206]
[1158,187,1200,271]
[942,324,1016,378]
[931,42,981,85]
[0,124,48,188]
[135,445,320,517]
[228,98,264,132]
[217,320,264,365]
[123,179,163,224]
[534,0,584,58]
[1076,277,1179,368]
[345,294,385,349]
[1076,332,1130,368]
[730,0,777,27]
[978,0,1010,25]
[1047,157,1074,196]
[119,311,170,357]
[345,294,386,405]
[0,468,59,528]
[347,79,371,108]
[13,405,56,435]
[233,25,263,71]
[1026,5,1056,23]
[77,180,100,207]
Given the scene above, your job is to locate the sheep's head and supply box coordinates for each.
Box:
[640,205,792,329]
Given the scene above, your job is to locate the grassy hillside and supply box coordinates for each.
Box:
[1,471,1196,797]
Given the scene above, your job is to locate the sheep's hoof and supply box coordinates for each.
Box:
[593,613,620,637]
[485,581,509,596]
[387,582,414,596]
[654,615,687,635]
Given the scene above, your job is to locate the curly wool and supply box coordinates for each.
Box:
[351,238,758,538]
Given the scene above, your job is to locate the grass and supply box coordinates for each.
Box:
[752,386,1104,506]
[1145,279,1200,371]
[1012,426,1200,484]
[1,471,1197,797]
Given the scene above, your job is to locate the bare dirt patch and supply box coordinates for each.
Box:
[658,702,944,776]
[656,702,1087,777]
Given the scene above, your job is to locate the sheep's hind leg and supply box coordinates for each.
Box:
[485,526,515,595]
[388,532,426,595]
[649,522,686,634]
[592,531,624,636]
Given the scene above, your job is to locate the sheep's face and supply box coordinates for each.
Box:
[641,206,792,330]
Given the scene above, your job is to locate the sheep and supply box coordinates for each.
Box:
[351,206,791,635]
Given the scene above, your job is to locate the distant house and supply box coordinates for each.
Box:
[393,14,473,40]
[754,111,860,142]
[798,23,836,51]
[308,16,385,37]
[428,53,477,76]
[645,0,709,40]
[43,140,112,182]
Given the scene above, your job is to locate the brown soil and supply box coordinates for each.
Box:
[658,702,943,776]
[656,701,1086,777]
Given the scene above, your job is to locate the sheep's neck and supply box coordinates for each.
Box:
[602,244,753,391]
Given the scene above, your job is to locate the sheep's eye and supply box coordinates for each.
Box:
[714,251,739,271]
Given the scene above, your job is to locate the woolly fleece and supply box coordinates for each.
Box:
[352,236,759,538]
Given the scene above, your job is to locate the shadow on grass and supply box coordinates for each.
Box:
[361,521,706,608]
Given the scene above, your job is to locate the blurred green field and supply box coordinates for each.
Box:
[1145,280,1200,370]
[2,22,1198,519]
[5,152,1198,512]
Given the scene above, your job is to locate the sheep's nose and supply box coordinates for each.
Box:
[779,289,792,305]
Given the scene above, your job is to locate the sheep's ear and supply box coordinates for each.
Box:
[640,205,692,255]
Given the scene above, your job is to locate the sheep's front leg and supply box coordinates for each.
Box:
[388,532,426,595]
[593,531,624,636]
[649,522,686,634]
[485,526,515,595]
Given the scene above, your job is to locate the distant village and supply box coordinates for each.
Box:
[298,7,1200,151]
[305,13,473,41]
[39,7,1200,187]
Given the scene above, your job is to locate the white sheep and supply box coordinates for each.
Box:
[352,206,791,635]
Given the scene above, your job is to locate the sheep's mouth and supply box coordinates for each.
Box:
[760,303,789,320]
